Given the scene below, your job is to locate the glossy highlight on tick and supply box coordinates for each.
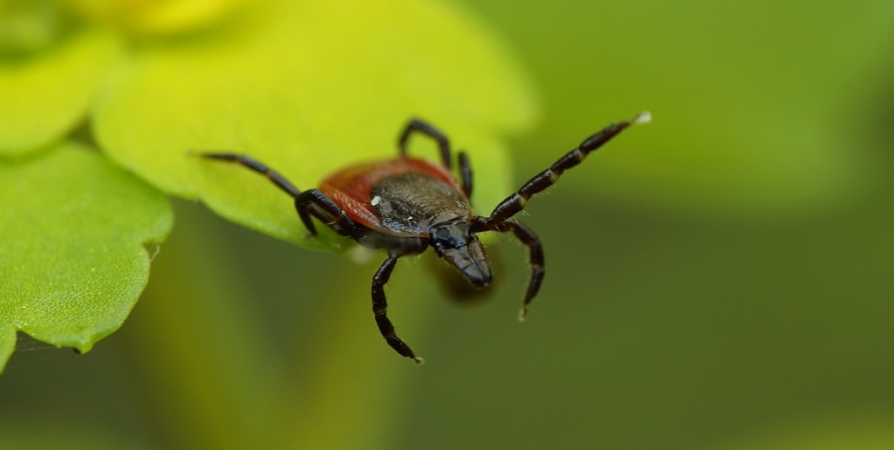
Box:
[200,112,650,364]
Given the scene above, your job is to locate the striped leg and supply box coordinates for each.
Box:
[474,111,650,230]
[372,256,424,364]
[494,219,544,322]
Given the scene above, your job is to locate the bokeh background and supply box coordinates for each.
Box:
[3,0,894,449]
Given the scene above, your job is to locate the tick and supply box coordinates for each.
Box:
[201,112,650,364]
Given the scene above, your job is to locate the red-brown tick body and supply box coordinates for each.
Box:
[321,157,469,237]
[201,112,650,364]
[320,157,491,288]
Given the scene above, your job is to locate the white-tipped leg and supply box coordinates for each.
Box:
[518,307,528,323]
[414,357,425,365]
[632,110,652,125]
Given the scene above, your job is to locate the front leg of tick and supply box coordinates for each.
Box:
[372,255,424,364]
[475,112,649,229]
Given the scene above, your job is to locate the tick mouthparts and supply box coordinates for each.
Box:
[441,242,493,288]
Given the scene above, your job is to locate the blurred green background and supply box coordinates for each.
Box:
[3,0,894,449]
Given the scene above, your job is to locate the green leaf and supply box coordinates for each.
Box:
[0,26,122,156]
[93,0,536,250]
[62,0,249,36]
[0,142,172,373]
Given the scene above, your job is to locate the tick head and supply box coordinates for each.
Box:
[430,221,492,288]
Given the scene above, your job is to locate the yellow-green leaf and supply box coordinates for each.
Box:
[61,0,249,36]
[92,0,536,250]
[0,142,172,373]
[0,26,122,156]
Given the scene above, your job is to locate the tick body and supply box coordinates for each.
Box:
[201,112,649,364]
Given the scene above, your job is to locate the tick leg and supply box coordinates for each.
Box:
[458,151,473,199]
[372,256,424,364]
[199,153,301,198]
[398,118,452,170]
[494,219,544,322]
[473,111,650,230]
[295,189,361,238]
[198,152,359,238]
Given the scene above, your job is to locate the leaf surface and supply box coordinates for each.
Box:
[0,27,121,156]
[0,142,172,372]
